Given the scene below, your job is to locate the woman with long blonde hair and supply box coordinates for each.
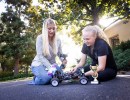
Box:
[30,18,67,85]
[72,25,117,82]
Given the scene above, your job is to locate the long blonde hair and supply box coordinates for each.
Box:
[42,18,58,57]
[82,25,110,44]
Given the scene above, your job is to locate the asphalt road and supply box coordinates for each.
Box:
[0,75,130,100]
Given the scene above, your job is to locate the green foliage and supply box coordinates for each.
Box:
[0,72,33,81]
[113,40,130,71]
[1,0,130,73]
[113,40,130,51]
[57,0,130,44]
[0,57,14,71]
[0,0,35,75]
[0,71,13,78]
[86,56,92,65]
[113,49,130,70]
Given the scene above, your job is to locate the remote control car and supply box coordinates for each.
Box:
[50,67,88,87]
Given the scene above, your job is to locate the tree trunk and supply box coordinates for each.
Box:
[93,15,99,25]
[14,58,20,76]
[91,9,99,25]
[92,5,99,25]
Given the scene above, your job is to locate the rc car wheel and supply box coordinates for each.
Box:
[51,78,59,87]
[80,77,88,85]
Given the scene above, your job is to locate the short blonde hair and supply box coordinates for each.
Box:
[42,18,57,57]
[82,25,109,44]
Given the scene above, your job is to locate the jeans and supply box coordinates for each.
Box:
[31,65,52,85]
[30,64,63,85]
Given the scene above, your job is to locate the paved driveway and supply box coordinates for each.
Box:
[0,75,130,100]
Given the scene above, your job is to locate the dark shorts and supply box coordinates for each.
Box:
[84,65,117,82]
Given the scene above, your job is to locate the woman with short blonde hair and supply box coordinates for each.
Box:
[72,25,117,82]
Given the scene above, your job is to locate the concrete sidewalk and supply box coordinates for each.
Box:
[0,75,130,100]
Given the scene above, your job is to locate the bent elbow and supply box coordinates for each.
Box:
[101,68,105,71]
[101,67,105,71]
[99,67,105,71]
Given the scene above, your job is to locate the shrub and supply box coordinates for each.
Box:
[114,40,130,51]
[0,72,33,81]
[113,40,130,71]
[0,71,13,78]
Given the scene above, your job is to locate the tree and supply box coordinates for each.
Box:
[36,0,130,44]
[0,0,34,75]
[63,0,130,44]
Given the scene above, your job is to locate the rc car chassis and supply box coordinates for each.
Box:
[50,67,88,87]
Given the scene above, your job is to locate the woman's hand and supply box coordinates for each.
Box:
[70,66,78,74]
[62,59,67,65]
[84,70,94,76]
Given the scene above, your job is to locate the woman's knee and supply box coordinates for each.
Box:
[84,65,91,72]
[34,75,52,85]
